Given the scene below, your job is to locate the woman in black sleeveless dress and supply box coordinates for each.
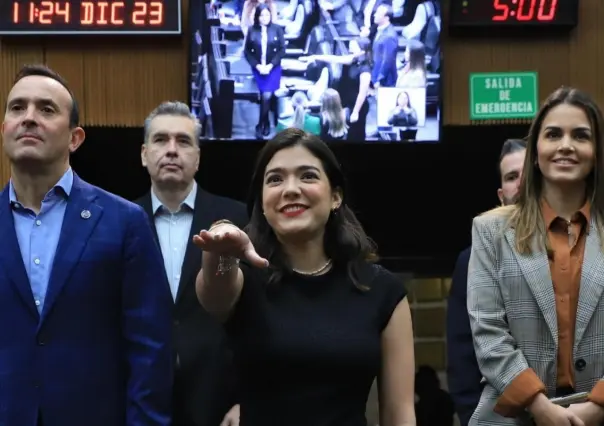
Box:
[194,129,416,426]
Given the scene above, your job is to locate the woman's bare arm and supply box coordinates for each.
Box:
[379,298,416,426]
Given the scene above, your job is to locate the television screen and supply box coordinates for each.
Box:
[189,0,441,142]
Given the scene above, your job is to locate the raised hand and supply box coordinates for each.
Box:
[193,222,269,269]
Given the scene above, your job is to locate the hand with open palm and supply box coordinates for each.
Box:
[193,222,269,269]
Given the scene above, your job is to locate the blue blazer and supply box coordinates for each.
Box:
[0,175,173,426]
[371,24,398,87]
[446,247,483,426]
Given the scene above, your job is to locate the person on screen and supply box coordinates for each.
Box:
[387,91,418,127]
[371,4,398,89]
[300,38,372,141]
[401,1,440,56]
[194,128,416,426]
[357,0,392,41]
[241,0,278,37]
[468,87,604,425]
[136,101,248,426]
[320,89,348,141]
[396,40,427,88]
[235,0,279,58]
[244,3,285,139]
[276,91,321,135]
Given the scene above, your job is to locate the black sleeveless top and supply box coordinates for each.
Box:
[337,61,372,109]
[225,263,408,426]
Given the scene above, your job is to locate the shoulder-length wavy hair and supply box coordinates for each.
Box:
[489,87,604,254]
[244,128,378,289]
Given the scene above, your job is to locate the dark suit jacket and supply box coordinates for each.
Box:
[446,247,483,426]
[371,24,398,87]
[387,107,418,127]
[0,174,173,426]
[136,185,248,426]
[244,23,286,69]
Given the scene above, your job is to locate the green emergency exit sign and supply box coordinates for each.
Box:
[469,72,538,120]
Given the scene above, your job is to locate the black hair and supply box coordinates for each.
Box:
[498,138,527,178]
[245,128,378,289]
[253,3,273,27]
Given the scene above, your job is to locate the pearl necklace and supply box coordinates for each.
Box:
[292,259,333,276]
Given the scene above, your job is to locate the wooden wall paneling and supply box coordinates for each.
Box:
[510,34,570,105]
[87,41,190,126]
[0,140,9,187]
[82,47,110,125]
[44,43,87,124]
[569,0,601,100]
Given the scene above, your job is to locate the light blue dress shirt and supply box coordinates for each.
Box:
[151,182,197,300]
[9,168,73,313]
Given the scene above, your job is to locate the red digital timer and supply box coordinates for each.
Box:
[492,0,557,22]
[0,0,182,34]
[449,0,578,29]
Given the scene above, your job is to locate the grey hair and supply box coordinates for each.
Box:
[143,101,202,143]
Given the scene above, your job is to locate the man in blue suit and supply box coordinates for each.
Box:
[446,138,526,426]
[371,4,398,88]
[0,64,173,426]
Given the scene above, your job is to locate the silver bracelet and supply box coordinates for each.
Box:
[216,255,240,276]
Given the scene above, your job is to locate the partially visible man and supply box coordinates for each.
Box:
[0,65,173,426]
[446,138,527,426]
[136,102,247,426]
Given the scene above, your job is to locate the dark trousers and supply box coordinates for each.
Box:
[172,369,196,426]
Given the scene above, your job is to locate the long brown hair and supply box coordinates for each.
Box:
[485,87,604,254]
[406,40,426,76]
[320,89,347,138]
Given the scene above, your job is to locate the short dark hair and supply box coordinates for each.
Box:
[12,64,80,128]
[498,138,527,178]
[245,128,378,289]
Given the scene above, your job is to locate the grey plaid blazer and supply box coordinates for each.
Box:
[467,212,604,425]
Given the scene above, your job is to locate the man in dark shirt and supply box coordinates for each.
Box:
[446,138,527,426]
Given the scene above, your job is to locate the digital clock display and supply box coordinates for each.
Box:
[0,0,182,34]
[450,0,578,28]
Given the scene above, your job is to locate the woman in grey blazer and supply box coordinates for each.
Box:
[468,87,604,426]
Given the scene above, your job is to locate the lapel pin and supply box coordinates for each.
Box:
[81,210,91,219]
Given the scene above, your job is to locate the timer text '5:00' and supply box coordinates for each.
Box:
[1,0,182,34]
[449,0,578,28]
